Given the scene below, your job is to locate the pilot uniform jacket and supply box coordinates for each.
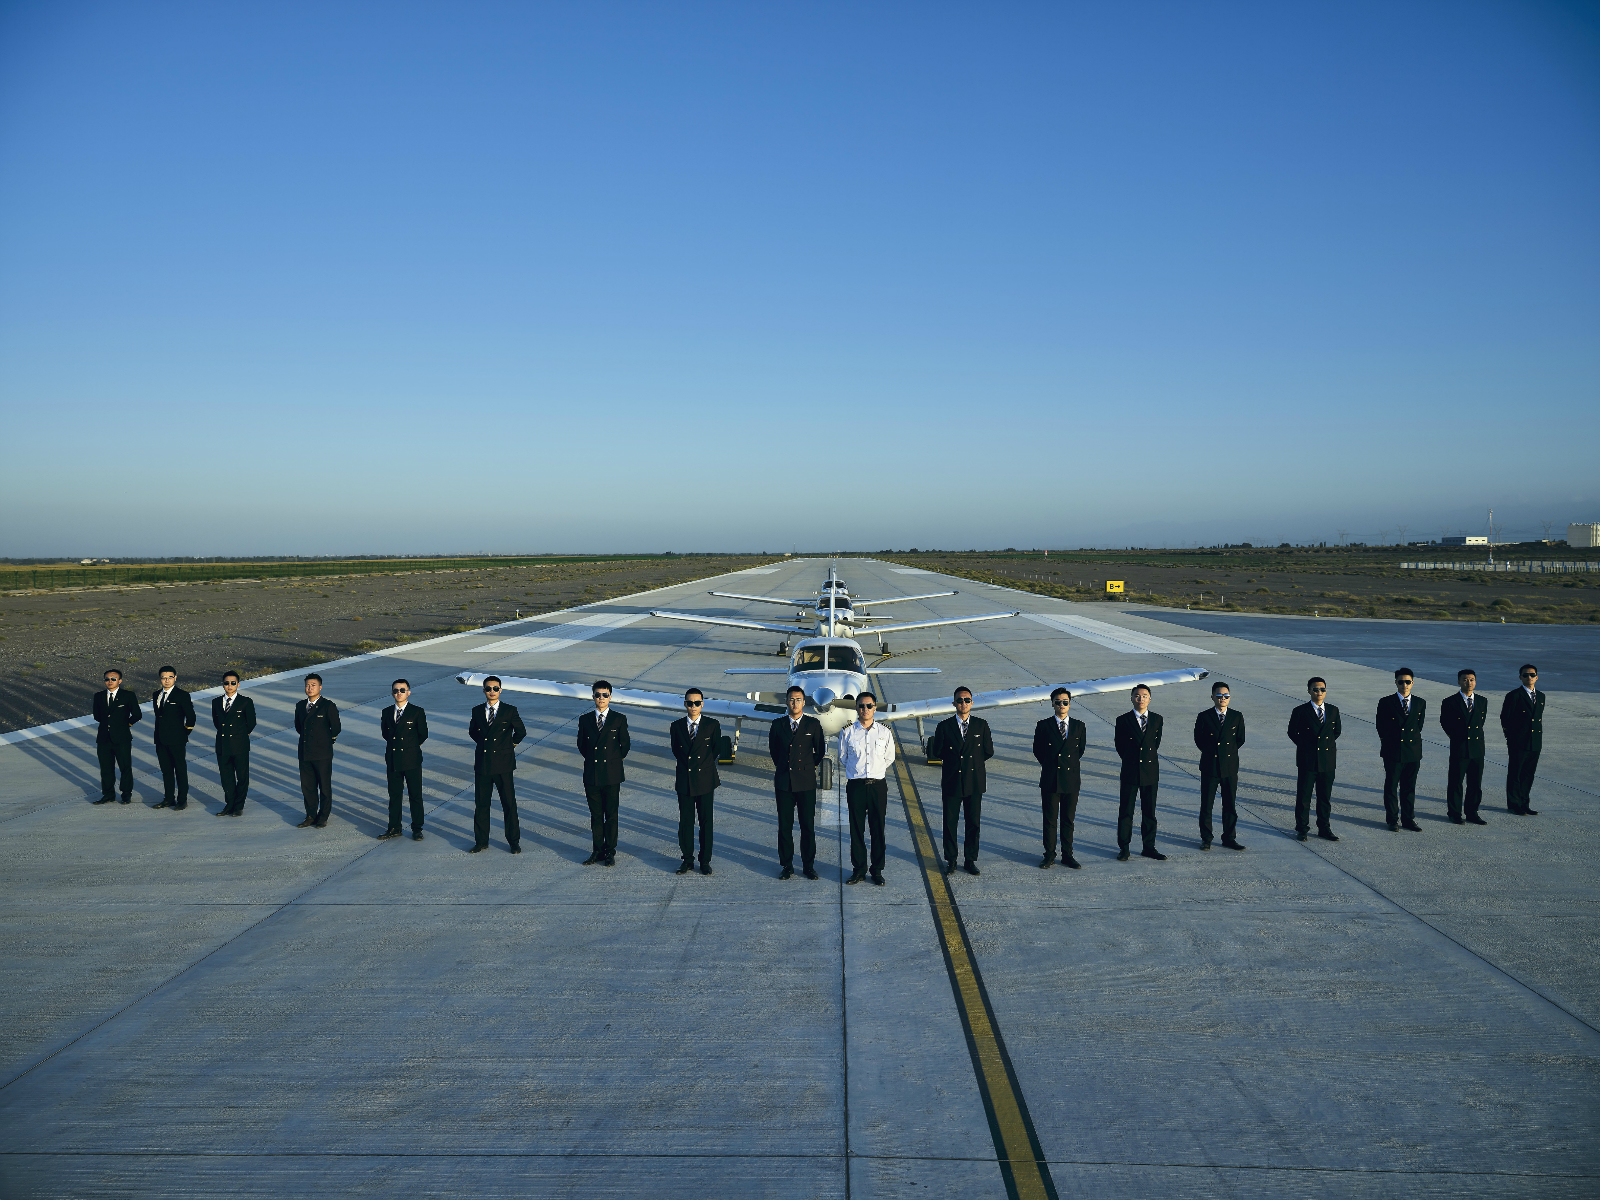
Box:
[1499,688,1544,752]
[1193,708,1246,778]
[1439,693,1487,760]
[769,714,827,791]
[671,716,722,796]
[1288,703,1341,772]
[94,689,143,744]
[1114,711,1163,786]
[381,704,429,770]
[151,687,197,747]
[1376,694,1427,764]
[577,709,630,787]
[294,698,342,760]
[211,694,257,751]
[469,703,526,774]
[1032,716,1086,794]
[934,715,995,797]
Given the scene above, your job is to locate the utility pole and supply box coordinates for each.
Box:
[1487,508,1494,566]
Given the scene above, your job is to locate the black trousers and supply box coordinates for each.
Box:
[1505,746,1539,813]
[299,758,333,823]
[387,763,424,831]
[586,783,620,856]
[942,790,982,864]
[775,787,817,868]
[1295,768,1335,834]
[1041,788,1079,857]
[97,739,133,800]
[1117,773,1158,851]
[1198,768,1238,844]
[217,748,251,813]
[677,786,715,863]
[1446,752,1483,820]
[1382,759,1420,825]
[156,741,189,805]
[846,778,888,873]
[474,771,519,848]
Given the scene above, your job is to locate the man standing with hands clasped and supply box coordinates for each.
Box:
[212,671,256,817]
[151,666,197,810]
[1113,684,1165,861]
[841,691,894,886]
[92,668,142,804]
[931,687,994,875]
[1439,669,1488,825]
[1376,668,1426,832]
[468,676,526,853]
[670,689,720,875]
[1287,677,1341,842]
[294,673,341,828]
[1193,681,1246,851]
[577,680,629,866]
[1500,664,1544,816]
[381,680,429,841]
[770,685,826,880]
[1033,688,1085,869]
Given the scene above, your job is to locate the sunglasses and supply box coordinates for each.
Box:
[484,685,501,692]
[685,700,703,707]
[593,692,611,699]
[1052,700,1070,707]
[856,703,876,710]
[1521,672,1537,679]
[1310,687,1327,693]
[392,688,408,694]
[954,697,972,704]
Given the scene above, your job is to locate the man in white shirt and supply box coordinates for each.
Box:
[840,692,895,885]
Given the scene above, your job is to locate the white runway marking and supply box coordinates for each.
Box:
[1023,612,1215,655]
[889,568,934,574]
[736,568,782,574]
[466,612,651,654]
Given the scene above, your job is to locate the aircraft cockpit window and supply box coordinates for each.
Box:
[826,646,865,674]
[792,646,827,672]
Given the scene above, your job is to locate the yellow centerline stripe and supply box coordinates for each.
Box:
[889,731,1059,1200]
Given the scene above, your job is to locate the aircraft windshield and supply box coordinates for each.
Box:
[827,645,865,673]
[792,647,827,672]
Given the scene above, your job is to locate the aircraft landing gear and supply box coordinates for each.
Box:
[777,640,790,657]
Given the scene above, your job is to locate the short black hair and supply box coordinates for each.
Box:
[1307,677,1326,691]
[305,673,323,685]
[787,685,805,698]
[1457,668,1475,683]
[685,687,703,700]
[858,690,877,705]
[953,687,973,701]
[222,671,240,683]
[1211,681,1230,695]
[1394,667,1415,680]
[592,679,613,694]
[483,675,501,687]
[103,668,122,680]
[392,678,410,689]
[1130,684,1151,698]
[1050,687,1071,701]
[1519,663,1538,676]
[158,665,177,677]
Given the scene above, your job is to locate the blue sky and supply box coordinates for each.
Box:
[2,1,1597,555]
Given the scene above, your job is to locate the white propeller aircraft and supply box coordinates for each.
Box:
[650,564,1018,654]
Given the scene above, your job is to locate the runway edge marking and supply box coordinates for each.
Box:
[888,726,1059,1200]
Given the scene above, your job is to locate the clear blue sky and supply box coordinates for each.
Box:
[2,1,1597,556]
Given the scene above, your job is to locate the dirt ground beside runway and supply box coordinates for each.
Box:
[0,556,776,733]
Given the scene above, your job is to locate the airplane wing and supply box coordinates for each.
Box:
[860,610,1020,636]
[651,609,807,635]
[457,671,779,720]
[877,667,1210,722]
[707,591,814,607]
[865,666,942,673]
[852,591,958,606]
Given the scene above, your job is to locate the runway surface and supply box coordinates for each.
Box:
[2,560,1597,1198]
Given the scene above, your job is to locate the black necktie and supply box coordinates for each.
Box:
[224,697,232,712]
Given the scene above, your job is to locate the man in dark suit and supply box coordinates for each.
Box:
[770,685,827,880]
[93,668,143,804]
[670,689,721,875]
[930,687,994,875]
[1113,684,1165,861]
[211,671,257,816]
[1499,663,1544,816]
[1287,677,1341,842]
[294,673,341,828]
[1193,681,1247,851]
[1439,668,1488,825]
[1033,688,1085,869]
[1376,667,1426,832]
[577,679,630,865]
[380,678,429,840]
[151,666,197,810]
[468,675,526,853]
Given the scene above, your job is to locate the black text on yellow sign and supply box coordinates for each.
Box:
[1105,580,1124,593]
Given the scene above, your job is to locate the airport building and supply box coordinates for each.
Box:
[1440,535,1489,546]
[1568,522,1600,548]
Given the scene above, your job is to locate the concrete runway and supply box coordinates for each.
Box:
[2,560,1596,1198]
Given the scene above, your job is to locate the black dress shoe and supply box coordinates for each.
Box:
[93,797,115,805]
[1316,829,1339,841]
[846,871,864,885]
[119,796,132,804]
[1524,808,1538,816]
[963,861,980,876]
[1387,822,1399,832]
[803,865,819,880]
[603,855,616,867]
[1064,856,1081,869]
[1221,838,1246,851]
[700,863,713,876]
[378,829,401,840]
[1401,821,1422,832]
[412,830,424,840]
[779,865,794,880]
[870,870,884,885]
[173,804,187,811]
[1199,841,1212,851]
[468,845,487,853]
[582,853,600,865]
[1140,848,1167,861]
[942,860,955,874]
[1466,814,1488,825]
[1296,831,1308,841]
[214,809,227,817]
[296,818,315,828]
[312,821,327,829]
[155,800,174,810]
[1449,816,1465,824]
[1117,849,1131,861]
[228,810,242,817]
[676,860,693,875]
[509,845,522,854]
[1038,855,1055,869]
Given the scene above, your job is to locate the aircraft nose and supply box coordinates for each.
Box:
[811,687,836,711]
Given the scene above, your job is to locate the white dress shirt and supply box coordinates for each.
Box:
[1523,685,1537,701]
[158,687,173,708]
[1459,690,1473,711]
[1397,691,1411,714]
[106,687,120,703]
[840,720,895,781]
[393,703,406,718]
[1313,702,1325,721]
[595,707,607,727]
[486,702,498,723]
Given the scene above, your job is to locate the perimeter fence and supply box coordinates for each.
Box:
[1401,560,1600,574]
